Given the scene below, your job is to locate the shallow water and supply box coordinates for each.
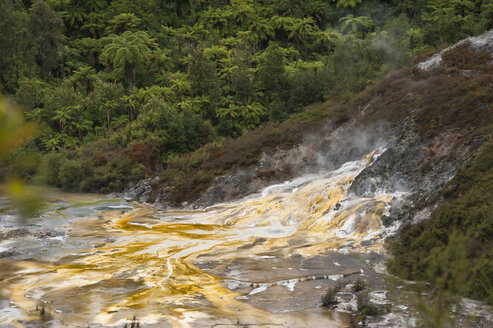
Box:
[0,150,490,328]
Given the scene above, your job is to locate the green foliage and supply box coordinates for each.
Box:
[332,0,363,9]
[0,97,37,160]
[389,142,493,304]
[357,291,369,311]
[321,286,338,307]
[101,31,155,90]
[353,277,367,292]
[0,96,43,218]
[1,0,490,194]
[339,15,373,36]
[29,0,66,74]
[0,1,34,92]
[187,47,221,120]
[413,290,455,328]
[257,43,285,102]
[107,13,141,34]
[37,140,145,192]
[4,143,42,179]
[121,97,214,155]
[422,0,490,44]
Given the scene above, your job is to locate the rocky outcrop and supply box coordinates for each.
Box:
[191,147,303,208]
[124,114,478,228]
[124,32,491,231]
[191,121,391,208]
[350,119,478,225]
[120,177,170,209]
[418,29,493,70]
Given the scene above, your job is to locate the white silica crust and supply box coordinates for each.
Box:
[418,30,493,70]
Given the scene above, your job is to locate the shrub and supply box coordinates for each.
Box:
[442,43,492,71]
[37,139,146,193]
[357,291,369,311]
[321,287,338,307]
[122,98,214,155]
[76,140,145,192]
[58,159,84,190]
[356,291,381,316]
[389,142,493,304]
[2,142,42,180]
[37,151,70,186]
[363,302,380,316]
[353,278,367,292]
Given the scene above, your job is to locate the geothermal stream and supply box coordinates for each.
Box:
[0,149,491,328]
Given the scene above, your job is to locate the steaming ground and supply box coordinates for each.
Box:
[1,147,492,327]
[0,150,411,327]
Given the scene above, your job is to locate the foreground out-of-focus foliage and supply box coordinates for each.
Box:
[0,97,37,159]
[0,97,43,217]
[1,0,491,193]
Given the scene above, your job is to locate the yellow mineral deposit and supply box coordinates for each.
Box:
[1,149,397,327]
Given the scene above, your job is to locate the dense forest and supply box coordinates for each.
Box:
[1,0,491,192]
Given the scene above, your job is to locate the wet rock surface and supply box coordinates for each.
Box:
[124,110,479,233]
[2,157,493,327]
[350,119,477,226]
[187,121,391,209]
[192,147,304,208]
[11,33,490,327]
[119,177,170,210]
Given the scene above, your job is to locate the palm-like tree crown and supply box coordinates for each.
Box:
[101,31,155,90]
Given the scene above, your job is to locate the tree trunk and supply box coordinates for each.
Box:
[189,0,196,20]
[106,108,111,131]
[126,64,135,92]
[87,53,96,67]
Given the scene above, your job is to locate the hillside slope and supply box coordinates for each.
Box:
[124,30,493,303]
[129,30,493,207]
[3,0,492,201]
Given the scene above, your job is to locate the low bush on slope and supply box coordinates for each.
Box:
[389,141,493,304]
